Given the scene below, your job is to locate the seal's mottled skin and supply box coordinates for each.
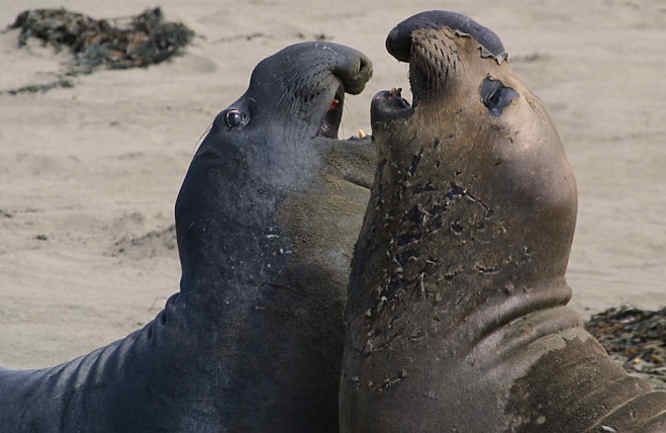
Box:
[340,11,666,433]
[0,41,374,433]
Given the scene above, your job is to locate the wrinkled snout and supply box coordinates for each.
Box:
[327,43,373,95]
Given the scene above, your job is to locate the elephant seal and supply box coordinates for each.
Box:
[0,41,374,433]
[340,11,666,433]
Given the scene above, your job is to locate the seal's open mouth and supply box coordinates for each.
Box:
[371,32,421,129]
[318,85,345,138]
[371,87,413,128]
[370,31,448,129]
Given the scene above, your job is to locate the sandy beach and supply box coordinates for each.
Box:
[0,0,664,369]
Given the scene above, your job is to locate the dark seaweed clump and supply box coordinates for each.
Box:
[585,306,665,387]
[5,79,74,95]
[7,7,194,73]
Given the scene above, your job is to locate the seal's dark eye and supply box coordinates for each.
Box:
[481,77,519,117]
[225,109,244,128]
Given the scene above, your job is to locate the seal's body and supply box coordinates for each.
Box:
[340,11,666,433]
[0,41,374,433]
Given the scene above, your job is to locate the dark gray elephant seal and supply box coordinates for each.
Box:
[0,41,374,433]
[340,11,666,433]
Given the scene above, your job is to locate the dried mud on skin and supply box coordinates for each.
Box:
[585,306,666,390]
[2,7,194,93]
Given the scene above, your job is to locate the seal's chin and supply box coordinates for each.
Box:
[370,88,413,126]
[370,83,416,133]
[317,85,345,139]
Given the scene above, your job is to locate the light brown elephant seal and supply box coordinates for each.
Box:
[340,10,666,433]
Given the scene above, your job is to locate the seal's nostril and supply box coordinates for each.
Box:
[359,56,368,73]
[337,52,372,95]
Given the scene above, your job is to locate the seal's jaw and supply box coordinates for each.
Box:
[370,88,413,127]
[317,85,344,139]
